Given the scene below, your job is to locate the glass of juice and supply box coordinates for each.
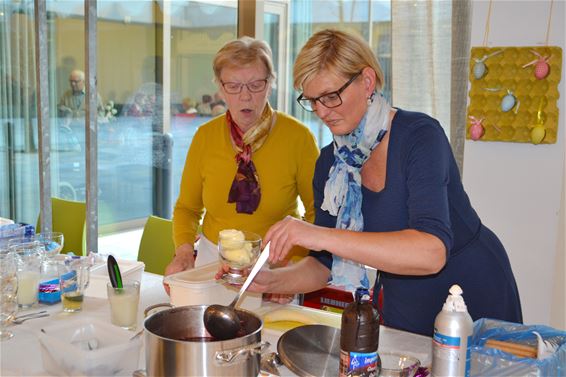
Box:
[107,281,140,330]
[9,241,43,309]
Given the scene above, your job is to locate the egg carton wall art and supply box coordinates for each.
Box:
[466,46,562,144]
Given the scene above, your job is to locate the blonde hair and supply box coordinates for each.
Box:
[293,29,384,92]
[213,37,276,84]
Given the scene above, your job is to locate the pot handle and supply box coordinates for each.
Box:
[215,341,271,364]
[143,302,173,317]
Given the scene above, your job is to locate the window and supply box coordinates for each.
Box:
[0,1,238,232]
[285,0,392,148]
[0,0,397,237]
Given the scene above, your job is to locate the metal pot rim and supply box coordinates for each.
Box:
[143,304,263,344]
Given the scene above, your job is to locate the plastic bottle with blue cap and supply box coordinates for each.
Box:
[339,287,381,377]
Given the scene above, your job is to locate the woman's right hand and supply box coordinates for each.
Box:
[163,243,195,295]
[264,216,325,263]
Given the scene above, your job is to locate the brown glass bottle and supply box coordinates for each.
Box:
[339,288,381,377]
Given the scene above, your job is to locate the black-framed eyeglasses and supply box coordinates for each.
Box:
[296,71,362,112]
[221,78,269,94]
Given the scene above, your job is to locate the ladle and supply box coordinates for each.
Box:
[204,242,271,340]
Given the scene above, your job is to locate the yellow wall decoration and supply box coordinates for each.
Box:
[466,46,562,144]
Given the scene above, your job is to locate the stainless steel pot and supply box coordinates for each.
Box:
[144,304,265,376]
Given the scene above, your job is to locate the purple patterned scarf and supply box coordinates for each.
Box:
[227,105,275,214]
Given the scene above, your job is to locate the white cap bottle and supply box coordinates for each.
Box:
[431,284,473,377]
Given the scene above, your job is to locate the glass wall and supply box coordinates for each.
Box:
[0,1,238,231]
[1,0,391,236]
[285,0,391,147]
[1,1,41,225]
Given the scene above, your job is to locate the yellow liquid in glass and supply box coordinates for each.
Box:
[62,292,83,312]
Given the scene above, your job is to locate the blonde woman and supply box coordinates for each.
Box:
[164,37,319,302]
[250,29,522,336]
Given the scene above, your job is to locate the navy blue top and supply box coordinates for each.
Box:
[310,109,522,336]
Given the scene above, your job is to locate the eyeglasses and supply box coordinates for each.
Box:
[220,78,269,94]
[69,80,83,84]
[296,71,362,112]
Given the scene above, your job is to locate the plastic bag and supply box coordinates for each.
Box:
[471,318,566,376]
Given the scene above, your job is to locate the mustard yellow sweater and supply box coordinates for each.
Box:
[173,111,319,256]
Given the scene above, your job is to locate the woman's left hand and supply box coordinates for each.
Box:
[264,216,325,263]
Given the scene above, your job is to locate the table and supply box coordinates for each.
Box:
[0,272,432,376]
[0,271,168,376]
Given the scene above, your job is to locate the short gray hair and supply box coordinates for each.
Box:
[213,37,276,84]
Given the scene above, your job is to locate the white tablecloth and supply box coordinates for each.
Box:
[0,272,432,376]
[1,271,169,376]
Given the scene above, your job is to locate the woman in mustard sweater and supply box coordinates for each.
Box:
[164,37,319,294]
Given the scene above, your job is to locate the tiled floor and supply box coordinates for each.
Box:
[98,228,143,261]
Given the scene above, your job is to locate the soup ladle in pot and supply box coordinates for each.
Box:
[204,242,271,340]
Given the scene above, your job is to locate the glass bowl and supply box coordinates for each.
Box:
[34,232,64,259]
[218,230,261,285]
[379,352,421,377]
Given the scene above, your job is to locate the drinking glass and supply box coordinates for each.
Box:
[107,281,140,330]
[9,242,43,309]
[6,236,34,250]
[58,257,90,313]
[34,232,65,284]
[218,230,261,285]
[33,232,64,259]
[0,250,18,341]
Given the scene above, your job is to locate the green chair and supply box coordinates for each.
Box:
[37,197,87,256]
[137,215,176,275]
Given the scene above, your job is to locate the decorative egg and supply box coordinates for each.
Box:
[531,125,546,144]
[534,61,550,79]
[470,123,484,141]
[501,94,516,112]
[473,62,486,79]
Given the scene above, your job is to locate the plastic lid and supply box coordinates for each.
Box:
[164,262,218,288]
[442,284,468,312]
[354,287,371,303]
[90,259,144,277]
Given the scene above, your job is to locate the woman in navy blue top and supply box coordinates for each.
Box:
[250,29,522,336]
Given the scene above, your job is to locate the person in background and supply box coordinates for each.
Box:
[58,69,105,119]
[181,97,198,115]
[164,36,319,302]
[196,94,213,116]
[247,29,523,336]
[211,102,227,117]
[212,91,227,108]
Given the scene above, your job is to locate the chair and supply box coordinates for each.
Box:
[37,197,87,256]
[137,215,176,275]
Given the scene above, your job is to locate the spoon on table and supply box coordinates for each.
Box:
[204,242,271,340]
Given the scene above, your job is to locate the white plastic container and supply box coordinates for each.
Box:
[85,259,145,299]
[164,262,262,311]
[37,318,142,376]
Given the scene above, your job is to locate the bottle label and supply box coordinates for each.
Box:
[433,332,461,347]
[432,332,471,377]
[339,350,380,377]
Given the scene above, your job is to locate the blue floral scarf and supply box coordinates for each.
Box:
[321,94,392,292]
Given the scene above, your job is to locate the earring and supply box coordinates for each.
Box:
[367,92,376,105]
